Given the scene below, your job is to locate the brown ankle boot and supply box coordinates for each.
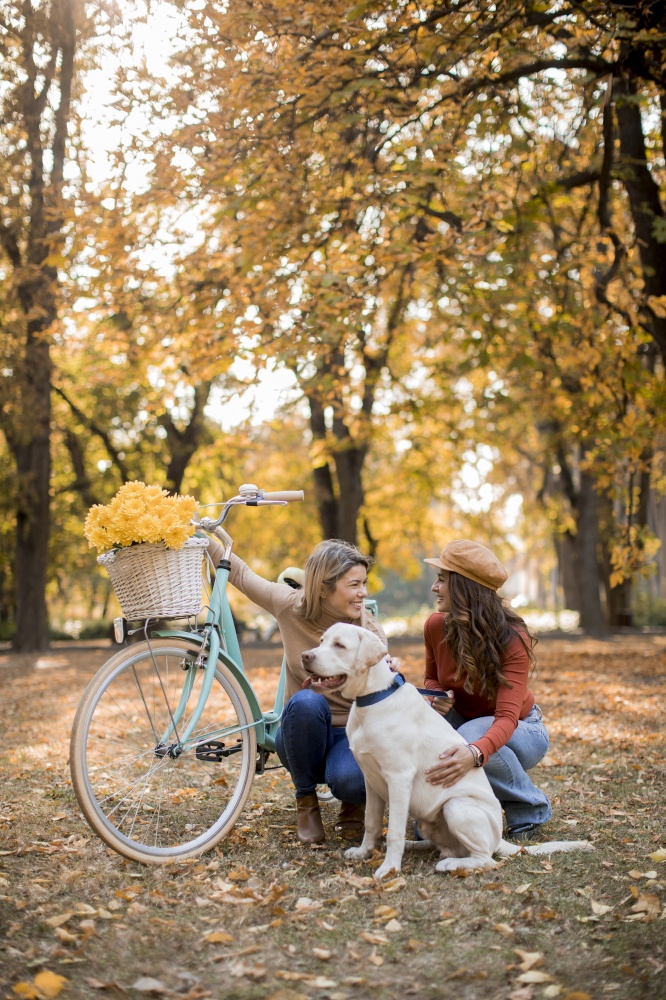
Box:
[296,793,325,844]
[335,801,365,838]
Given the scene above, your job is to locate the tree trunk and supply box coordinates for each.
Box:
[576,470,609,637]
[554,532,581,611]
[332,442,366,547]
[162,381,213,494]
[6,0,77,651]
[307,396,340,538]
[614,76,666,366]
[13,337,52,651]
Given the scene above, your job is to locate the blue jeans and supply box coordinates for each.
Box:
[275,689,365,804]
[446,706,552,833]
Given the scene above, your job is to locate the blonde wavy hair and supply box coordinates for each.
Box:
[299,539,372,625]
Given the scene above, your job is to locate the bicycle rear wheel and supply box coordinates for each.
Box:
[70,639,257,863]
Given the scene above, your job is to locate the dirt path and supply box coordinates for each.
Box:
[1,636,665,1000]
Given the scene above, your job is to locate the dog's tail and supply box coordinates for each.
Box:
[497,838,594,857]
[404,839,436,852]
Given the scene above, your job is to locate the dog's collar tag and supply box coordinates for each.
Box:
[355,672,406,707]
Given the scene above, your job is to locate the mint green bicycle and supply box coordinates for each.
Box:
[69,484,305,864]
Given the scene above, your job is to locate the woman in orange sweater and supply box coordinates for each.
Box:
[421,540,552,841]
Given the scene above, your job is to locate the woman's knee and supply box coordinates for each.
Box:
[281,689,331,725]
[328,768,365,805]
[457,716,493,744]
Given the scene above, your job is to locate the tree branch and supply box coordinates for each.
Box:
[53,384,130,482]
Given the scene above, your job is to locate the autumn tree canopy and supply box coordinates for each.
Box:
[1,0,665,647]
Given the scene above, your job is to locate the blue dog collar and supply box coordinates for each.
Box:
[355,672,406,707]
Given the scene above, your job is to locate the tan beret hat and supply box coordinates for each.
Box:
[424,540,508,591]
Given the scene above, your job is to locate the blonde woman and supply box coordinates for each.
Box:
[207,537,386,844]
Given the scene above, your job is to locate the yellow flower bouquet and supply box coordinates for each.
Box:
[84,480,199,552]
[86,481,208,620]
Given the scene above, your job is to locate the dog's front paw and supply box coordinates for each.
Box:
[374,860,401,880]
[345,845,372,861]
[435,857,462,873]
[435,856,495,873]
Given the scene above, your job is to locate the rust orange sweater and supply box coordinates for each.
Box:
[423,612,535,760]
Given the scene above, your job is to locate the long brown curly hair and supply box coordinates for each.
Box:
[441,572,537,700]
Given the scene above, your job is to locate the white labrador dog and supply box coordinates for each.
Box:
[302,623,593,879]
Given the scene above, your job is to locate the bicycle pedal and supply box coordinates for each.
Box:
[195,740,227,762]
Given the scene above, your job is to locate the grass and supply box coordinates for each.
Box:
[0,636,665,1000]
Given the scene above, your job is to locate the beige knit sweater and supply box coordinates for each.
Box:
[207,537,387,727]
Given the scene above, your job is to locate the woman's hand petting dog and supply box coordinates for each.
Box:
[424,744,476,787]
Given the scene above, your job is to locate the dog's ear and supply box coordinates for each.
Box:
[357,630,388,670]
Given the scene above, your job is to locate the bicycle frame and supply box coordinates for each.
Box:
[148,546,284,758]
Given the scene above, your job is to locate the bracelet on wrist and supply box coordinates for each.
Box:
[468,743,485,767]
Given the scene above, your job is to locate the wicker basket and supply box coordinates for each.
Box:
[98,535,209,620]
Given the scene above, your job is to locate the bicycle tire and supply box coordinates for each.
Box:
[70,638,257,864]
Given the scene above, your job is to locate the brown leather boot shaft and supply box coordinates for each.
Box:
[296,793,325,844]
[335,801,365,837]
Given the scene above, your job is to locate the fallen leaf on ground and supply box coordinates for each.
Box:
[590,900,613,915]
[380,876,406,892]
[385,918,402,932]
[44,913,73,928]
[34,973,69,998]
[514,949,543,971]
[507,989,533,1000]
[294,897,321,911]
[85,978,126,991]
[130,979,167,994]
[312,947,331,960]
[629,893,660,921]
[54,927,78,944]
[228,961,266,979]
[204,931,233,944]
[360,930,388,945]
[116,886,143,900]
[373,904,399,920]
[13,985,38,999]
[73,902,97,914]
[516,970,555,983]
[368,951,384,967]
[647,848,666,863]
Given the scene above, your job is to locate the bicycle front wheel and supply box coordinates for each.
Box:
[70,639,257,863]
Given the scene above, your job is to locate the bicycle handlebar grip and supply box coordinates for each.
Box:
[261,490,304,502]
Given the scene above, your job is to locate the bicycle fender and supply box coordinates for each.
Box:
[151,630,266,745]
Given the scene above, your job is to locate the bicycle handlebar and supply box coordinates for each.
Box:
[195,485,304,533]
[261,490,304,502]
